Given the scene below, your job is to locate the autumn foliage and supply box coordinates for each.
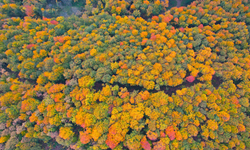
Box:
[24,5,34,17]
[0,0,250,149]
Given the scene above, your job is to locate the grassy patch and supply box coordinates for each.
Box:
[181,0,195,6]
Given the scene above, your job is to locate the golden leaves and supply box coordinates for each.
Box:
[132,29,138,36]
[207,120,218,131]
[162,71,173,80]
[153,63,162,72]
[59,127,74,140]
[78,76,95,88]
[217,111,230,122]
[0,136,10,144]
[140,31,148,38]
[90,48,97,56]
[130,106,144,121]
[101,85,111,97]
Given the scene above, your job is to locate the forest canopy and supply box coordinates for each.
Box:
[0,0,250,150]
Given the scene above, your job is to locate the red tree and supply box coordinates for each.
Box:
[186,76,195,83]
[24,5,35,17]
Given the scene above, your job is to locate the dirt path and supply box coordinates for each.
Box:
[176,0,182,7]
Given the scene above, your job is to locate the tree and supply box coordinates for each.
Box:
[59,127,74,140]
[24,5,34,17]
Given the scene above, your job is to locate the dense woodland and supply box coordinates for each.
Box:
[0,0,250,149]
